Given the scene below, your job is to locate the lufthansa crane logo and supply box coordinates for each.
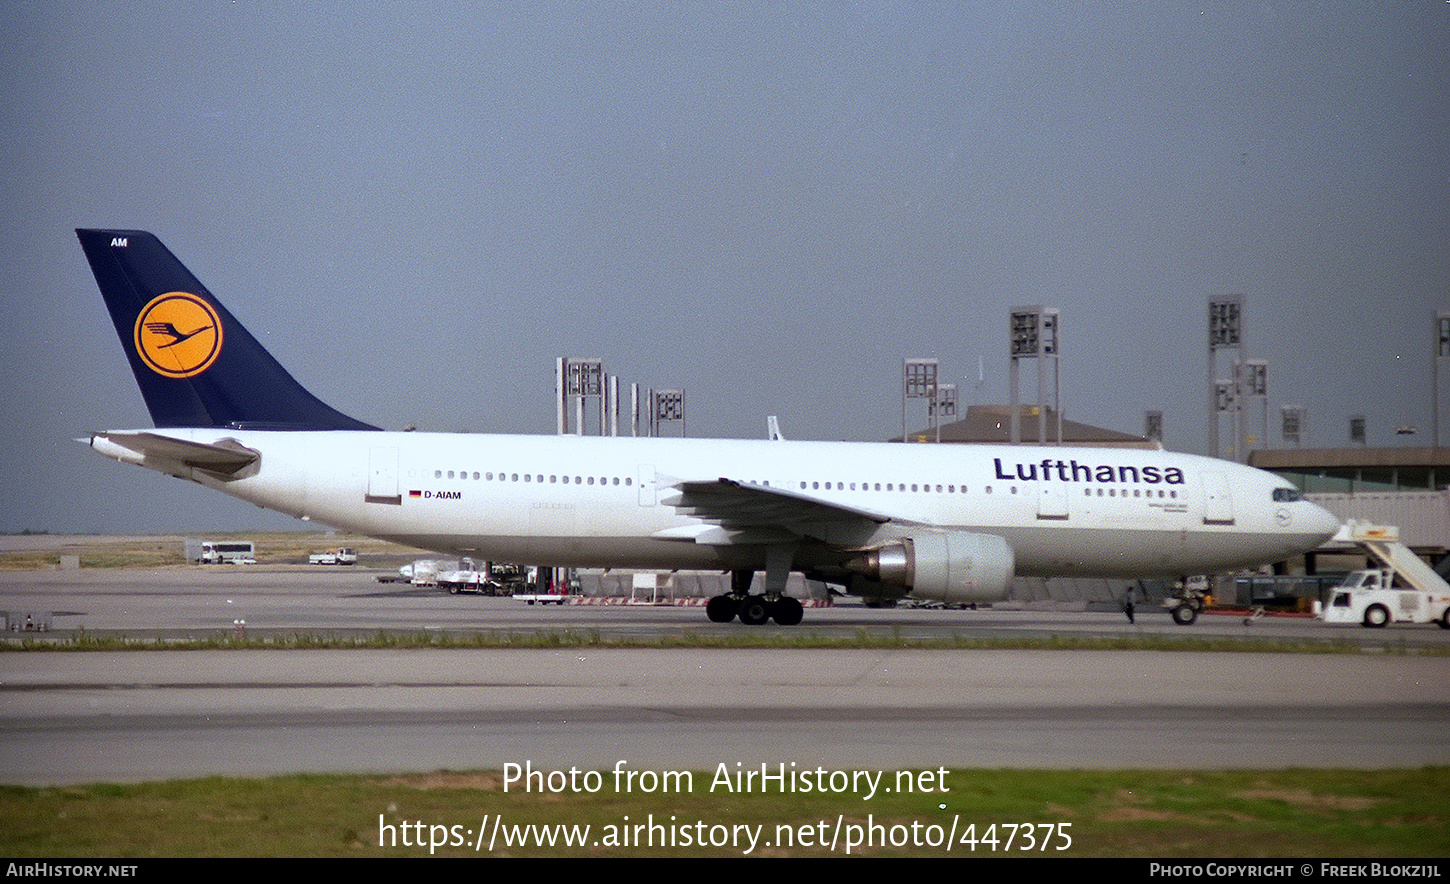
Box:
[133,292,223,378]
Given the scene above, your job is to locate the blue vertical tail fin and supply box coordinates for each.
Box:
[77,229,377,430]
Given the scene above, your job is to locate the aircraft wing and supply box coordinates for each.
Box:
[653,478,894,546]
[89,431,260,479]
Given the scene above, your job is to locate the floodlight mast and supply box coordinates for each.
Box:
[1240,358,1268,455]
[1008,306,1061,446]
[932,384,958,444]
[902,358,938,443]
[1281,405,1304,449]
[1208,297,1244,460]
[1435,311,1449,449]
[1144,410,1162,444]
[650,389,685,437]
[557,358,604,436]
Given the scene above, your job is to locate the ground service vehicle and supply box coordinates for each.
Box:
[308,547,357,565]
[1317,569,1450,628]
[189,540,255,565]
[438,557,523,595]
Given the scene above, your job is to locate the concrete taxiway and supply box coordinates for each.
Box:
[1,566,1446,785]
[4,565,1449,647]
[3,647,1447,785]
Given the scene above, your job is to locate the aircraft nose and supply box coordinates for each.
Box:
[1305,500,1342,540]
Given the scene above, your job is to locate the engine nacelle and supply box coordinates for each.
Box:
[846,532,1015,604]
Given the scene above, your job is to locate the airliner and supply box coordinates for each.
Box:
[77,229,1343,625]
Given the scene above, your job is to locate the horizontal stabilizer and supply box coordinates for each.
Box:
[89,431,259,479]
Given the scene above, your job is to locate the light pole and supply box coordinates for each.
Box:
[902,358,939,443]
[1435,311,1449,448]
[1208,297,1243,459]
[1009,306,1061,445]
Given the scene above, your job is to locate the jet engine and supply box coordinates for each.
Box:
[846,532,1015,604]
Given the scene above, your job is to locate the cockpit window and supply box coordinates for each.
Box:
[1272,488,1303,503]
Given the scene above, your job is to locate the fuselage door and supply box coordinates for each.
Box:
[637,464,656,506]
[1037,482,1069,520]
[1201,471,1235,525]
[366,447,401,505]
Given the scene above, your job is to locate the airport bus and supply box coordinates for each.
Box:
[188,540,256,565]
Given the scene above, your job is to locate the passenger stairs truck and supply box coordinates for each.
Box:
[1314,522,1450,628]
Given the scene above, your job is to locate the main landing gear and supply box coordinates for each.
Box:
[706,569,804,626]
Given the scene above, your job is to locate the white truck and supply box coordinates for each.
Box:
[1316,569,1450,628]
[437,558,487,594]
[308,547,357,565]
[438,559,527,595]
[405,559,454,587]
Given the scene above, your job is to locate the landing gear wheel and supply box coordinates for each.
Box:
[771,596,804,626]
[706,594,739,623]
[1362,603,1390,628]
[738,595,771,626]
[1171,604,1198,626]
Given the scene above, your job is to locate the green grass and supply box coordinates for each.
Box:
[0,532,414,570]
[2,768,1445,857]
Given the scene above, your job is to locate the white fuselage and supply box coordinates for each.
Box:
[100,428,1343,581]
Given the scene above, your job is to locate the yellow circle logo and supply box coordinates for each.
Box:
[134,292,223,378]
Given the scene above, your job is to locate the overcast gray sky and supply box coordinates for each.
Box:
[2,2,1446,534]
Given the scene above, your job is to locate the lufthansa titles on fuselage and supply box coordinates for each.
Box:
[993,457,1185,485]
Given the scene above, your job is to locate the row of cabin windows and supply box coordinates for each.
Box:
[802,480,961,493]
[795,479,1176,499]
[431,469,632,486]
[421,469,1177,501]
[1088,487,1177,499]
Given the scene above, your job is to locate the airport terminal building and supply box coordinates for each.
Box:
[1249,446,1449,571]
[896,406,1449,605]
